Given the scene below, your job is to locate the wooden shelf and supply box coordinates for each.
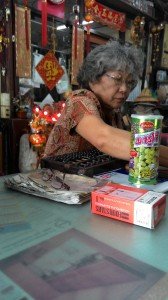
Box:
[154,66,168,71]
[157,81,168,85]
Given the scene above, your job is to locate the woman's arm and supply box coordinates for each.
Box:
[159,145,168,167]
[76,114,168,167]
[76,114,131,160]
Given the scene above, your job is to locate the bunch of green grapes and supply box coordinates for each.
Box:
[130,147,159,180]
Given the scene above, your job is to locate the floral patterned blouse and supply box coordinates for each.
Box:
[44,89,124,157]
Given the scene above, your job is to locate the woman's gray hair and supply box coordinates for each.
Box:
[77,40,145,89]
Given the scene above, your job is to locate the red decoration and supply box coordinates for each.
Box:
[85,0,95,9]
[29,101,65,152]
[37,0,65,19]
[84,12,93,22]
[29,133,47,147]
[43,104,54,116]
[38,0,65,47]
[32,104,41,115]
[35,51,64,90]
[42,0,47,47]
[86,1,126,32]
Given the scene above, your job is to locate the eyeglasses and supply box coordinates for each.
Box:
[42,169,70,190]
[105,73,138,91]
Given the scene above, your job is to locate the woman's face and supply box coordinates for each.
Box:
[89,71,137,109]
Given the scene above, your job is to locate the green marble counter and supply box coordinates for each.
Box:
[0,176,168,300]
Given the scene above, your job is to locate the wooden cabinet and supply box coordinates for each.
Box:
[10,119,30,174]
[0,118,29,175]
[0,119,11,175]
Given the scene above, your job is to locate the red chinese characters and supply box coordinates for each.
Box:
[89,2,126,32]
[35,51,64,90]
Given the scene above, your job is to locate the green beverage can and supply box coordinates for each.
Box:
[128,114,163,185]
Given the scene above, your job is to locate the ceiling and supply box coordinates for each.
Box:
[22,0,168,56]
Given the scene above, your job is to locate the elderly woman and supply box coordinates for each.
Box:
[44,41,168,167]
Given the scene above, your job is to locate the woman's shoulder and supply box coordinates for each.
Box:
[71,88,93,96]
[64,89,102,120]
[68,89,100,105]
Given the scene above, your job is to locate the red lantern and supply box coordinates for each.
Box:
[85,0,95,9]
[29,133,47,147]
[43,104,54,116]
[51,115,58,122]
[84,13,93,22]
[45,115,53,124]
[32,105,41,115]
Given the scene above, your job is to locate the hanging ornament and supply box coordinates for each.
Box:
[15,5,31,78]
[130,16,145,46]
[71,26,84,85]
[23,0,29,50]
[43,104,54,116]
[151,23,164,65]
[84,0,94,23]
[72,4,80,59]
[74,18,78,59]
[35,51,64,90]
[0,22,10,55]
[49,18,57,53]
[86,24,91,54]
[32,104,42,115]
[84,12,93,22]
[29,133,47,148]
[42,0,47,47]
[0,3,10,60]
[85,0,95,9]
[29,100,65,164]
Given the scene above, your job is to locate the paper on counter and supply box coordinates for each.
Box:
[4,169,105,205]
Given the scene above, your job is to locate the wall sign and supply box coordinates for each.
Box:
[35,51,64,91]
[86,1,126,32]
[15,5,31,78]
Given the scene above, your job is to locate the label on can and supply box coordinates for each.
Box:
[128,114,163,185]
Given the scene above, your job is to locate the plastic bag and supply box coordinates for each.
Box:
[19,134,38,173]
[56,66,71,94]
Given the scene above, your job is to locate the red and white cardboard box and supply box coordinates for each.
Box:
[91,183,166,229]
